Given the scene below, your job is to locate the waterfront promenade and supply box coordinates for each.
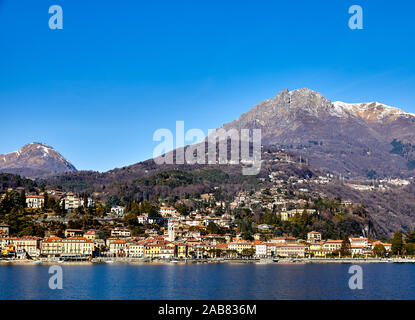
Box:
[2,256,415,265]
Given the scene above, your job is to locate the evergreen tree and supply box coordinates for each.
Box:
[20,190,26,208]
[373,244,386,257]
[392,231,403,255]
[83,194,89,209]
[43,192,49,209]
[406,230,415,244]
[340,237,352,257]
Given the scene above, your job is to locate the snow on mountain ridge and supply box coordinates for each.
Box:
[332,101,415,121]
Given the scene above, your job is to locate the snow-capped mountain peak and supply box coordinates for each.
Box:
[0,142,77,178]
[332,101,415,121]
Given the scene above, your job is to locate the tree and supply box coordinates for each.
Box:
[406,230,415,244]
[392,231,403,255]
[340,237,351,257]
[373,244,386,257]
[83,194,89,209]
[175,203,190,216]
[207,222,221,235]
[404,243,415,255]
[43,192,49,209]
[60,199,66,214]
[241,248,255,258]
[20,190,26,208]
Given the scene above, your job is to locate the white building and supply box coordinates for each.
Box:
[26,195,44,209]
[60,193,80,212]
[127,242,145,257]
[159,206,178,217]
[60,193,94,212]
[307,231,322,243]
[255,243,268,258]
[111,206,125,216]
[167,220,175,242]
[111,228,131,238]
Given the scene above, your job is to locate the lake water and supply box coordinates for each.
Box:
[1,263,414,300]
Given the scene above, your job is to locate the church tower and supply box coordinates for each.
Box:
[168,220,175,242]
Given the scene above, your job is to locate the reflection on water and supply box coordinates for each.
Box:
[1,263,415,300]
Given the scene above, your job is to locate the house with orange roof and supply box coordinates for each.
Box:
[64,229,84,238]
[275,243,306,257]
[322,240,343,252]
[26,195,44,209]
[228,240,253,254]
[370,240,391,252]
[254,241,267,258]
[41,236,94,257]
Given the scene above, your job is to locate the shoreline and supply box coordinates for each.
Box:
[1,257,413,266]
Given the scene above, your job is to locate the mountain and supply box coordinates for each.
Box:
[222,88,415,178]
[0,143,77,178]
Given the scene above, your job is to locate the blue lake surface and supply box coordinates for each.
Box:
[0,263,414,300]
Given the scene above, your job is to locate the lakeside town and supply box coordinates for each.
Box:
[2,170,414,265]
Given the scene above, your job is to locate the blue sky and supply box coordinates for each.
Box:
[1,0,414,171]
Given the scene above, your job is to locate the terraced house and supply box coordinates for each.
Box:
[275,243,306,257]
[40,237,94,257]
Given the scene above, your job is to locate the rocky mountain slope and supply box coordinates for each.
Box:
[0,143,77,178]
[222,88,415,178]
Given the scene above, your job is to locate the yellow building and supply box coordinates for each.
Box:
[144,243,163,258]
[40,237,64,256]
[41,237,94,256]
[322,240,343,252]
[1,243,15,256]
[228,241,253,254]
[64,229,84,238]
[84,231,96,240]
[307,242,329,257]
[275,243,305,257]
[62,237,94,255]
[175,243,188,258]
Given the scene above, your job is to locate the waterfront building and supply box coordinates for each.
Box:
[228,240,253,254]
[349,237,369,247]
[13,236,41,257]
[306,242,328,257]
[40,237,64,256]
[175,243,188,258]
[370,240,392,252]
[351,245,365,256]
[322,240,343,252]
[40,237,94,257]
[144,243,164,258]
[62,237,94,256]
[127,241,145,257]
[108,239,128,256]
[275,243,306,257]
[254,241,268,258]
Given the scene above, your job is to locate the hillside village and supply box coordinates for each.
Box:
[2,169,410,263]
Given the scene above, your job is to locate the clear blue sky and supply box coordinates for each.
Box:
[1,0,414,171]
